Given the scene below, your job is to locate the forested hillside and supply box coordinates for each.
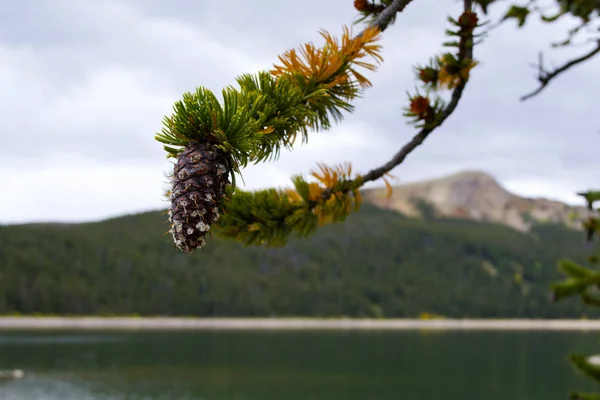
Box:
[0,204,595,318]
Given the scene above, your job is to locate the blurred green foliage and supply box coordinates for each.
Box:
[0,204,595,318]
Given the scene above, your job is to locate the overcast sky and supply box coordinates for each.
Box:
[1,0,598,223]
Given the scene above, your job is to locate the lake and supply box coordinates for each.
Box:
[1,329,599,399]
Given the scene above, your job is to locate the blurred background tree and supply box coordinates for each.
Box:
[552,192,600,400]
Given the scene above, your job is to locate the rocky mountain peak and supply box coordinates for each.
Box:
[362,170,587,232]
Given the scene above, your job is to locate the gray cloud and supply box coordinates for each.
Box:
[0,0,599,223]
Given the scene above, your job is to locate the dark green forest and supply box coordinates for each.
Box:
[0,204,595,318]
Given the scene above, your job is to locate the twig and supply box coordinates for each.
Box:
[361,78,469,183]
[357,0,415,37]
[340,0,475,190]
[521,39,600,101]
[310,0,421,204]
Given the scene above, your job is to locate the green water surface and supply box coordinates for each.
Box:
[0,329,599,399]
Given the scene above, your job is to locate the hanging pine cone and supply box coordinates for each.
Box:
[168,142,231,252]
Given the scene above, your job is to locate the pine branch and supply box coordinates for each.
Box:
[159,0,420,249]
[358,0,415,35]
[521,39,600,101]
[158,24,390,169]
[215,1,480,246]
[217,162,363,246]
[324,0,476,198]
[360,51,471,184]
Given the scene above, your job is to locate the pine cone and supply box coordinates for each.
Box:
[168,142,230,252]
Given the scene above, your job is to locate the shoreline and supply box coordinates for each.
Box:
[1,317,600,331]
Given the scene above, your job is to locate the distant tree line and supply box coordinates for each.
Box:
[0,205,596,318]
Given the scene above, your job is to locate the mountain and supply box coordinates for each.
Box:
[362,170,589,232]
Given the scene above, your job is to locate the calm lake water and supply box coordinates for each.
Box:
[1,329,600,400]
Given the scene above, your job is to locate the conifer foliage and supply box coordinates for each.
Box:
[552,192,600,400]
[156,0,481,251]
[156,25,384,252]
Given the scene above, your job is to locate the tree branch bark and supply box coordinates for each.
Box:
[521,39,600,101]
[357,0,416,37]
[354,0,474,186]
